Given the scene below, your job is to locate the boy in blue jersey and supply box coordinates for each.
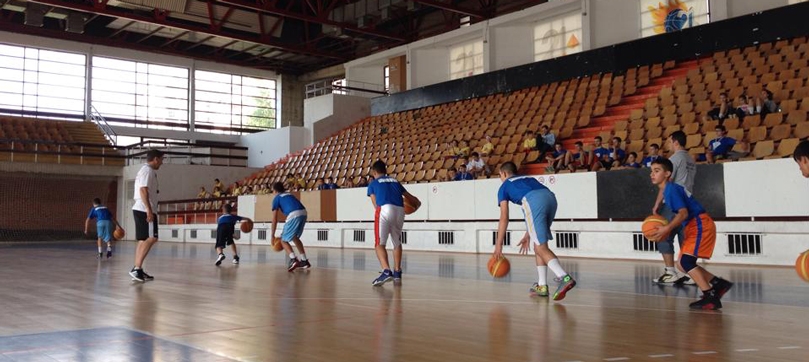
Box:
[589,136,611,171]
[368,160,421,286]
[214,204,251,266]
[704,125,747,163]
[493,162,576,301]
[84,198,121,259]
[565,141,588,172]
[794,140,809,178]
[648,158,733,309]
[271,182,311,271]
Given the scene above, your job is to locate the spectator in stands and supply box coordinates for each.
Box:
[522,130,537,152]
[536,125,556,157]
[316,178,325,190]
[343,179,355,188]
[323,177,339,190]
[703,125,748,164]
[642,143,661,167]
[446,140,459,158]
[545,142,567,173]
[459,140,471,158]
[454,165,474,181]
[295,173,306,190]
[608,137,627,169]
[756,89,779,119]
[356,177,369,187]
[467,152,486,177]
[481,135,494,157]
[446,167,457,182]
[231,182,242,196]
[195,187,210,210]
[621,152,641,169]
[285,173,296,190]
[214,178,223,192]
[707,92,733,121]
[212,186,223,198]
[735,94,754,119]
[589,136,611,171]
[565,141,588,173]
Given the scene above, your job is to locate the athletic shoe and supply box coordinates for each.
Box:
[106,250,112,258]
[545,165,555,173]
[142,271,154,281]
[392,270,402,280]
[372,270,394,286]
[529,283,549,297]
[232,255,240,265]
[97,252,103,259]
[689,290,722,310]
[653,272,680,284]
[215,253,226,266]
[287,258,300,272]
[299,260,312,269]
[129,268,145,282]
[675,274,696,285]
[552,275,576,301]
[711,277,734,298]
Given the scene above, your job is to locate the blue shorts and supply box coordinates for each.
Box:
[658,203,685,254]
[521,189,557,245]
[281,215,307,242]
[97,220,113,243]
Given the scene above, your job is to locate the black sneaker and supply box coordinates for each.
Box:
[298,260,311,269]
[142,270,154,281]
[106,250,112,258]
[129,268,145,282]
[710,277,734,298]
[97,252,103,259]
[288,258,300,272]
[232,255,240,265]
[215,253,226,266]
[689,290,722,310]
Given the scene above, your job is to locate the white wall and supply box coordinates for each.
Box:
[724,158,809,217]
[490,24,535,71]
[589,0,640,48]
[305,94,371,143]
[726,0,790,17]
[240,126,310,168]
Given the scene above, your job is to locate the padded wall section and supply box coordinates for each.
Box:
[724,158,809,217]
[597,165,726,219]
[0,173,117,241]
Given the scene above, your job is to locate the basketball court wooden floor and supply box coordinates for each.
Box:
[1,241,807,362]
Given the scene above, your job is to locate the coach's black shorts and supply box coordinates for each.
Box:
[133,210,159,241]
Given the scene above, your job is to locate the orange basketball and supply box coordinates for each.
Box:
[272,237,284,252]
[488,255,510,278]
[642,215,669,242]
[403,195,420,215]
[113,227,125,240]
[240,220,253,233]
[796,250,809,282]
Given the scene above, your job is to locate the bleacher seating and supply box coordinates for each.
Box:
[0,116,123,166]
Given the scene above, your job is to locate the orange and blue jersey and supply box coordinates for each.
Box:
[664,182,715,258]
[367,175,406,207]
[497,176,548,205]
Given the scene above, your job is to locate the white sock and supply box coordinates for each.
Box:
[299,254,307,261]
[547,259,567,278]
[98,247,102,253]
[289,253,296,259]
[665,266,677,274]
[537,266,548,285]
[107,245,112,251]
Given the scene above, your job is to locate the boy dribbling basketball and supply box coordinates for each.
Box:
[84,198,121,259]
[271,182,311,272]
[648,158,733,310]
[493,162,576,301]
[214,204,251,266]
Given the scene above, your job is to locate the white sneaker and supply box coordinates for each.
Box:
[676,275,696,285]
[652,272,679,284]
[215,253,225,266]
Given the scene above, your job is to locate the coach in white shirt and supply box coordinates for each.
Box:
[129,149,164,282]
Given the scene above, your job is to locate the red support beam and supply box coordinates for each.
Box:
[25,0,347,60]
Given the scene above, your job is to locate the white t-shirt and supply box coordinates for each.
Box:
[133,163,159,213]
[467,158,485,170]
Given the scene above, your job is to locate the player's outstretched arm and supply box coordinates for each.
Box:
[493,201,510,259]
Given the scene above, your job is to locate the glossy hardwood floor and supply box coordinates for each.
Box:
[1,241,807,362]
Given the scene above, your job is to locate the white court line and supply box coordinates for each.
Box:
[604,358,630,361]
[778,346,802,350]
[648,353,674,358]
[735,348,759,352]
[692,351,718,355]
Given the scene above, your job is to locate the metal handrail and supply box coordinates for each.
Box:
[89,105,117,146]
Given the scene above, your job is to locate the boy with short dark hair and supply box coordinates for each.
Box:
[454,165,474,181]
[642,144,661,167]
[545,142,567,173]
[85,198,121,259]
[565,141,588,172]
[589,136,611,171]
[493,162,576,301]
[271,182,311,271]
[215,204,251,266]
[622,152,641,168]
[794,140,809,178]
[649,158,733,310]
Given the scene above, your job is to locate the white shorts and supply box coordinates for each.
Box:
[374,204,404,247]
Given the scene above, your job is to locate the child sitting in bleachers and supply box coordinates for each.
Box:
[642,143,661,167]
[565,141,588,173]
[621,152,641,169]
[522,130,536,152]
[545,142,567,173]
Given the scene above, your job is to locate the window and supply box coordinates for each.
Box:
[449,40,483,80]
[0,44,86,118]
[533,11,583,62]
[91,56,189,130]
[383,65,390,92]
[194,70,277,134]
[332,78,347,95]
[640,0,710,38]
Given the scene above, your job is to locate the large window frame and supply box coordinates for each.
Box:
[449,40,484,80]
[194,70,277,134]
[533,11,583,62]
